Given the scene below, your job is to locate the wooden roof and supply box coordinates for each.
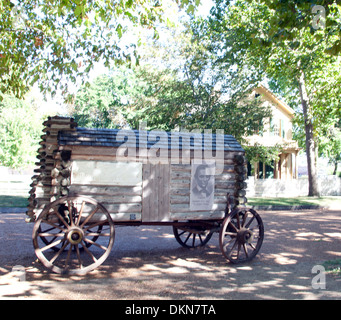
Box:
[58,127,244,152]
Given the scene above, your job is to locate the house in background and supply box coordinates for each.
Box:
[245,85,301,180]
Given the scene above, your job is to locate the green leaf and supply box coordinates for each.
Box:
[116,24,123,38]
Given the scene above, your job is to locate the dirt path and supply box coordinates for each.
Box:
[1,209,341,300]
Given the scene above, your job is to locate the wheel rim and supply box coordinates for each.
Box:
[219,208,264,263]
[173,223,213,248]
[33,195,114,275]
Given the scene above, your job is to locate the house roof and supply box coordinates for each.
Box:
[58,127,244,152]
[255,85,295,118]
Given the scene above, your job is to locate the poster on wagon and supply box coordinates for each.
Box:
[190,161,215,211]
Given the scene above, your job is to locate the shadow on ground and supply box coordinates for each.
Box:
[1,209,341,299]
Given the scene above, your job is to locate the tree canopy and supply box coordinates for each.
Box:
[0,0,201,101]
[71,23,272,143]
[0,94,43,168]
[203,0,341,195]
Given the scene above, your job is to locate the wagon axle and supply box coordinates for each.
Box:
[67,227,84,245]
[237,228,254,244]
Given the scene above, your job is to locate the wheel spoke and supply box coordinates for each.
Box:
[235,213,241,229]
[245,215,255,229]
[76,201,85,226]
[228,239,238,258]
[41,220,66,232]
[220,209,264,264]
[229,222,238,233]
[178,230,186,237]
[75,245,83,269]
[83,237,109,251]
[81,242,98,263]
[54,209,70,229]
[243,243,249,258]
[192,234,196,247]
[65,244,73,268]
[86,232,111,237]
[183,232,192,245]
[241,211,248,227]
[224,231,237,237]
[68,201,74,226]
[38,232,65,237]
[50,241,70,264]
[83,220,106,231]
[40,239,63,252]
[198,234,203,245]
[80,205,99,228]
[249,243,257,250]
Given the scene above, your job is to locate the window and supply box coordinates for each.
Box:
[281,119,285,138]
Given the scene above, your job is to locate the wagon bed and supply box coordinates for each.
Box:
[27,116,264,275]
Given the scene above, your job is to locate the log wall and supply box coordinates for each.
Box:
[27,118,248,223]
[26,116,76,222]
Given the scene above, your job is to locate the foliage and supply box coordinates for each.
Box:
[319,126,341,174]
[0,94,43,168]
[71,21,272,143]
[243,143,282,167]
[205,0,341,195]
[0,0,201,101]
[121,27,272,142]
[70,69,139,128]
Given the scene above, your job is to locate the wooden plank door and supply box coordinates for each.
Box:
[142,164,170,222]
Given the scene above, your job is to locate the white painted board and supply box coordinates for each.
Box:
[71,160,142,186]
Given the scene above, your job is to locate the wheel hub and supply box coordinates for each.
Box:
[237,228,254,244]
[67,227,84,245]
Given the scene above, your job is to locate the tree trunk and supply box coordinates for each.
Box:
[333,162,338,175]
[298,70,320,196]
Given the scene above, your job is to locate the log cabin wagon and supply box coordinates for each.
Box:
[27,116,264,275]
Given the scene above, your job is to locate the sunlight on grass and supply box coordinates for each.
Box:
[323,259,341,276]
[248,196,341,208]
[0,195,28,207]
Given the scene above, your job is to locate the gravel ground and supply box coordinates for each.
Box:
[1,209,341,300]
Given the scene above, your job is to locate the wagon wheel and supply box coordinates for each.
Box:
[219,208,264,263]
[33,195,115,275]
[173,222,213,248]
[38,220,103,252]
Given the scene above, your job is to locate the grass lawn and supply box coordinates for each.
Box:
[0,195,28,207]
[248,196,341,208]
[323,259,341,276]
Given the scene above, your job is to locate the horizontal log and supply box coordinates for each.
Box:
[73,212,142,222]
[170,178,190,185]
[66,194,142,204]
[69,184,143,196]
[171,171,191,179]
[44,122,77,129]
[81,202,141,213]
[170,194,228,204]
[170,182,190,189]
[170,164,236,173]
[170,211,225,221]
[44,116,75,124]
[170,203,226,213]
[170,188,235,197]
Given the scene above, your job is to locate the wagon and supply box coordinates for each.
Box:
[27,116,264,275]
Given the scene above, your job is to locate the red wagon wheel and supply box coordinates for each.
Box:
[219,208,264,263]
[32,195,114,275]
